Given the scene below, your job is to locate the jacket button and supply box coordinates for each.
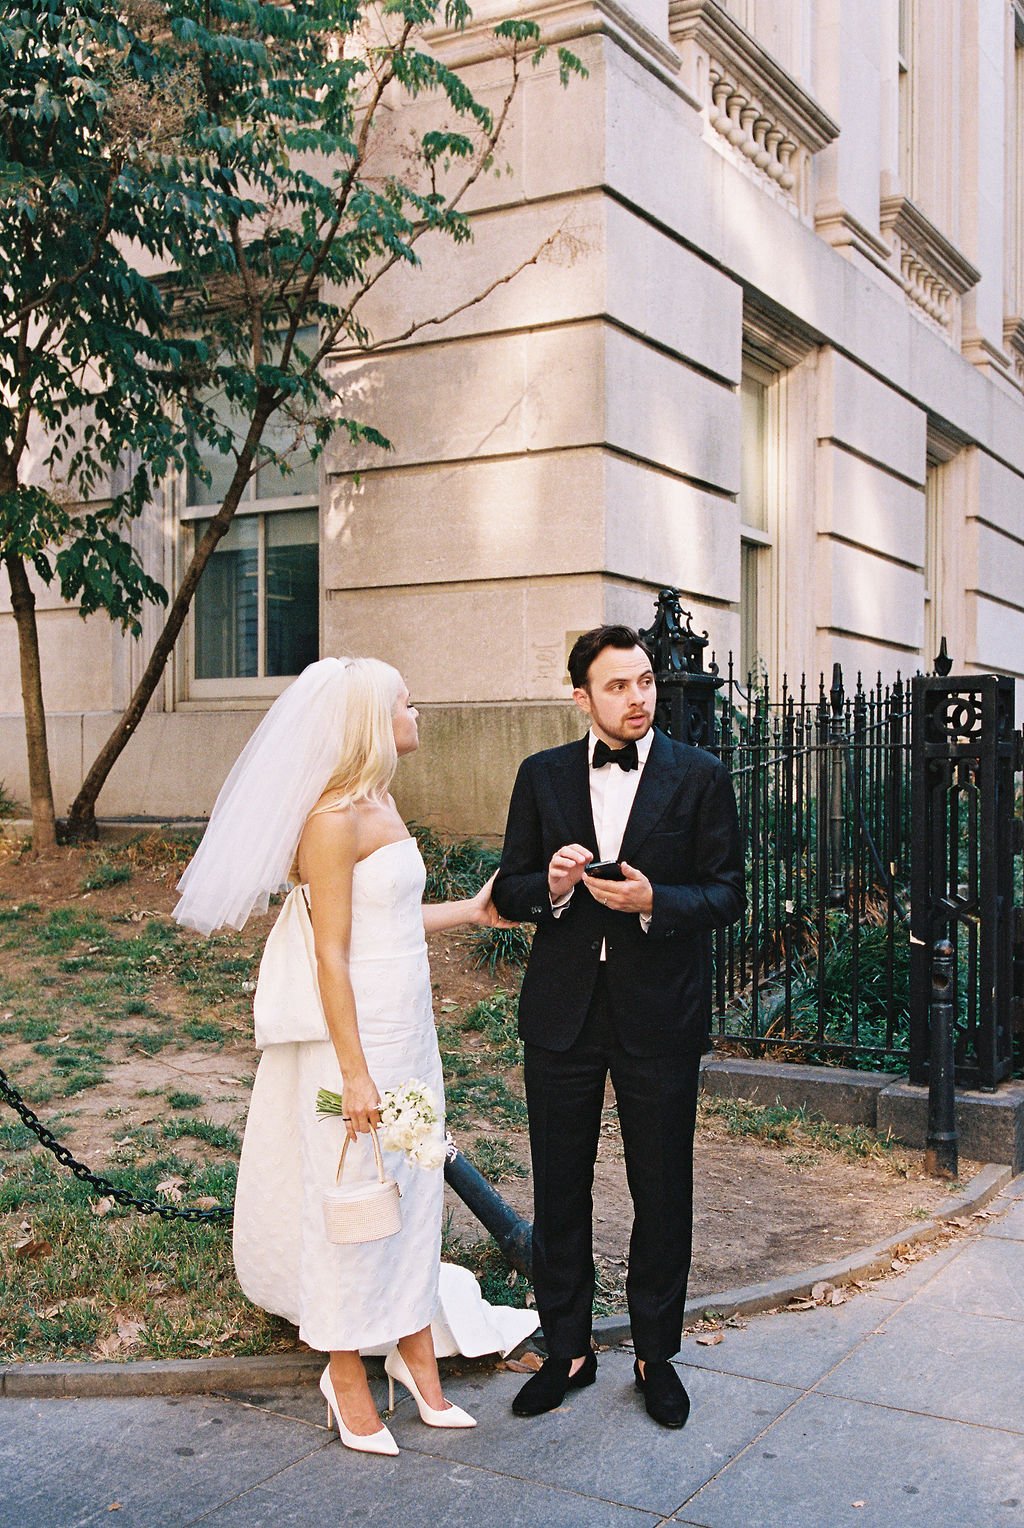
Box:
[591,941,600,952]
[531,905,543,915]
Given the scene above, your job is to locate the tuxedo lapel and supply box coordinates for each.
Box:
[548,738,599,854]
[617,730,691,862]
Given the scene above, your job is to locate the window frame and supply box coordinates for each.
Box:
[738,356,779,685]
[180,494,321,702]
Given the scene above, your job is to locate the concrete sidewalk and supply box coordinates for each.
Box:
[3,1173,1023,1527]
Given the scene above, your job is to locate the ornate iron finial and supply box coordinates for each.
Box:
[829,661,845,718]
[934,636,953,676]
[639,588,711,677]
[638,588,723,751]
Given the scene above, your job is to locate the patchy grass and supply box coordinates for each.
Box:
[162,1117,242,1152]
[461,990,522,1066]
[468,1135,527,1182]
[697,1094,911,1174]
[0,1150,290,1362]
[81,861,132,893]
[0,828,535,1362]
[167,1091,203,1111]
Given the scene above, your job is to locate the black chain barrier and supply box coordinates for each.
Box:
[0,1065,233,1223]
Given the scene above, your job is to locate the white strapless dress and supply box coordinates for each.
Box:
[233,837,537,1357]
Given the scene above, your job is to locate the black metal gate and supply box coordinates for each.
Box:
[909,671,1022,1088]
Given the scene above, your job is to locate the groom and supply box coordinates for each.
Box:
[492,625,743,1427]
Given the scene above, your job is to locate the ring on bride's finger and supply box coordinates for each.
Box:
[341,1115,352,1121]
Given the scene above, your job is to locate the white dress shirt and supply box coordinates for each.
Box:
[553,726,655,956]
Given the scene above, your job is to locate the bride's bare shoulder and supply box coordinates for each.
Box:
[300,797,361,859]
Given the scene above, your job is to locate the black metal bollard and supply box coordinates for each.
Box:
[924,939,959,1179]
[444,1141,533,1276]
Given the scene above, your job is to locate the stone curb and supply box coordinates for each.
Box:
[2,1164,1013,1400]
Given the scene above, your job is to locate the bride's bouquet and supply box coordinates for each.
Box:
[316,1079,446,1170]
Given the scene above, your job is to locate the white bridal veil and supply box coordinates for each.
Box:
[173,658,354,935]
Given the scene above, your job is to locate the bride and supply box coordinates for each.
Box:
[173,657,527,1455]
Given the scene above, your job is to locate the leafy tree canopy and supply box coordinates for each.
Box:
[0,0,585,842]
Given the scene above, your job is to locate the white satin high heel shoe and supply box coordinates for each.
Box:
[384,1348,477,1428]
[319,1364,399,1456]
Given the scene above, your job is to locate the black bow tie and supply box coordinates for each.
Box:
[592,739,639,771]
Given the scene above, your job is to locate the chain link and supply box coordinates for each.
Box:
[0,1066,233,1223]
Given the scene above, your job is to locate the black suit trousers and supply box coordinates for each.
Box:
[523,971,701,1363]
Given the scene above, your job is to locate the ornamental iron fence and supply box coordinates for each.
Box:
[640,588,1024,1082]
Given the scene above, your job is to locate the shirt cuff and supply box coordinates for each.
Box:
[639,913,652,934]
[550,887,574,919]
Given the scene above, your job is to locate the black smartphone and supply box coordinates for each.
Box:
[585,859,625,881]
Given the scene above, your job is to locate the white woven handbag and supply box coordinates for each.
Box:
[322,1124,402,1245]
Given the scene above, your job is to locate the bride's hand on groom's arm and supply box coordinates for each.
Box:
[468,870,518,928]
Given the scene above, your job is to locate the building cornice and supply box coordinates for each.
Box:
[426,0,693,99]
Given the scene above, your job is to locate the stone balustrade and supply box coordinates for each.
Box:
[669,0,838,221]
[879,194,980,347]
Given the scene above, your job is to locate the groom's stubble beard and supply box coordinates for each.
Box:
[585,692,656,747]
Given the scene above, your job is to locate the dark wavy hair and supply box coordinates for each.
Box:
[567,625,653,689]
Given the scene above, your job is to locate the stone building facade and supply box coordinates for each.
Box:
[3,0,1024,833]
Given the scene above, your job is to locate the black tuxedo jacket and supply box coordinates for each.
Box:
[492,729,744,1055]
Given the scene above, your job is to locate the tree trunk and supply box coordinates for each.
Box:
[66,405,274,840]
[4,552,57,852]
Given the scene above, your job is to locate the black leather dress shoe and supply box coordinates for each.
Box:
[512,1350,598,1416]
[633,1359,690,1428]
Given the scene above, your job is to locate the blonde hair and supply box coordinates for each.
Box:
[312,656,405,810]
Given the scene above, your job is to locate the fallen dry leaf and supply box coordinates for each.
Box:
[94,1333,124,1360]
[192,1196,220,1211]
[852,1501,866,1508]
[155,1176,185,1202]
[108,1504,123,1513]
[787,1298,817,1312]
[116,1321,144,1346]
[695,1332,724,1347]
[14,1236,51,1261]
[830,1289,848,1306]
[724,1315,747,1330]
[91,1197,114,1217]
[504,1351,544,1374]
[811,1281,835,1303]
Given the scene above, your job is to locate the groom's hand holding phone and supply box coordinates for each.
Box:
[582,860,654,916]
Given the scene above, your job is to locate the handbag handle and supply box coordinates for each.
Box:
[335,1121,386,1186]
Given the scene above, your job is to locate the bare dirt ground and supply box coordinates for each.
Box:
[1,836,977,1317]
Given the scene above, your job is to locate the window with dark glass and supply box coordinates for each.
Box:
[185,332,320,687]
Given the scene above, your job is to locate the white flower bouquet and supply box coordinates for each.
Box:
[316,1079,445,1170]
